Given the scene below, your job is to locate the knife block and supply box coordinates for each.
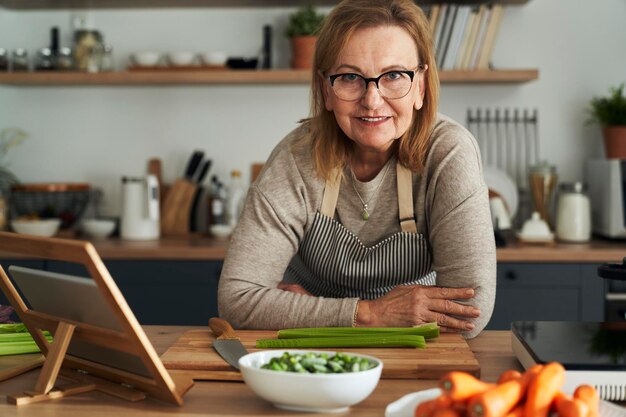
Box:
[161,178,197,236]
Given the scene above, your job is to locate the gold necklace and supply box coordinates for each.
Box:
[350,160,392,221]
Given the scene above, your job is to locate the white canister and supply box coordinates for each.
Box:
[555,182,591,242]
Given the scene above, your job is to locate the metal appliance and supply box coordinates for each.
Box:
[586,159,626,238]
[511,321,626,401]
[120,175,159,240]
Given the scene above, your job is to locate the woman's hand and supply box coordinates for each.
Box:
[277,282,313,296]
[356,285,480,332]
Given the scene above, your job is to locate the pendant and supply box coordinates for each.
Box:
[361,204,370,221]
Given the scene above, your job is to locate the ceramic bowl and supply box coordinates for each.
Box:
[167,51,196,66]
[11,218,61,237]
[226,57,259,69]
[82,219,116,239]
[131,52,161,67]
[517,211,554,241]
[238,350,383,412]
[201,51,228,66]
[209,224,233,239]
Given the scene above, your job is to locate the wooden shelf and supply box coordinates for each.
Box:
[0,69,538,86]
[0,0,530,10]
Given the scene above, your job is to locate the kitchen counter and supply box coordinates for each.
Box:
[1,233,625,262]
[0,328,521,416]
[64,235,626,262]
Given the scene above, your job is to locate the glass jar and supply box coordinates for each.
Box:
[74,30,103,72]
[555,182,591,243]
[11,48,29,72]
[57,47,74,70]
[100,44,114,72]
[35,47,55,71]
[0,49,8,71]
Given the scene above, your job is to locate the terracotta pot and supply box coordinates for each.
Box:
[290,36,317,69]
[603,126,626,159]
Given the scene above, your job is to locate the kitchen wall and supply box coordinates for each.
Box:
[0,0,625,217]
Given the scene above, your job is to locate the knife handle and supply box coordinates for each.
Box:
[209,317,240,340]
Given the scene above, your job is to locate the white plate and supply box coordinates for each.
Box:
[384,388,626,417]
[484,165,519,218]
[385,388,440,417]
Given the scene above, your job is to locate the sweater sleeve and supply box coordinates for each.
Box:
[424,123,497,338]
[217,135,358,329]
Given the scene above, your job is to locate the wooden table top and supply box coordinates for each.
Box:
[0,327,520,416]
[3,234,626,262]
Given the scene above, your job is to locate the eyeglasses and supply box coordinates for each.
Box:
[326,64,426,101]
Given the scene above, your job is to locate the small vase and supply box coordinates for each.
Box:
[603,126,626,159]
[290,36,317,69]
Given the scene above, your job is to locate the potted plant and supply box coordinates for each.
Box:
[588,83,626,159]
[285,5,325,69]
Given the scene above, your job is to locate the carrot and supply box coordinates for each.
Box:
[498,370,522,384]
[440,372,493,401]
[523,362,565,417]
[415,398,437,417]
[468,365,542,417]
[574,384,600,417]
[432,408,462,417]
[416,396,452,417]
[503,405,524,417]
[554,392,589,417]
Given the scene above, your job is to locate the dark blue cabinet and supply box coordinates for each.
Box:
[487,263,606,330]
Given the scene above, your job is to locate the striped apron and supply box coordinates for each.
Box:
[284,162,436,300]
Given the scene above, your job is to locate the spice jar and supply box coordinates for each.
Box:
[35,47,55,71]
[555,182,591,242]
[100,44,114,71]
[0,49,8,71]
[57,47,74,70]
[11,48,29,72]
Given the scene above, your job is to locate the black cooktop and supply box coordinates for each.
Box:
[512,321,626,371]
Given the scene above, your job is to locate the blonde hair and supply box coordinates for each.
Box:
[307,0,439,180]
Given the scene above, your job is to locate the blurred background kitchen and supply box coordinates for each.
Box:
[0,0,625,327]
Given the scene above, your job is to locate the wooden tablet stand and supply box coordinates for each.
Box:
[0,232,193,406]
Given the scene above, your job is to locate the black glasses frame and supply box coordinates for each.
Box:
[326,64,426,100]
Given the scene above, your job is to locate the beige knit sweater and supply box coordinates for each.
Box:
[218,114,496,338]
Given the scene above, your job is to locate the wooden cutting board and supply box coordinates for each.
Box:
[0,353,44,382]
[160,329,480,381]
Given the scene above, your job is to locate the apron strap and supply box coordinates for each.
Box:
[320,167,342,218]
[397,163,417,233]
[321,163,417,234]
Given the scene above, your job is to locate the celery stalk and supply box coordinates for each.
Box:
[277,322,440,340]
[256,335,426,349]
[0,341,45,356]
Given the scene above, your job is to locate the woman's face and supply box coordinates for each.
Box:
[323,25,425,155]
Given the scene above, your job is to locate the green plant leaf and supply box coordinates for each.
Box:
[587,83,626,126]
[285,5,326,38]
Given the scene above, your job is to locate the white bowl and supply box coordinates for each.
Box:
[209,224,233,239]
[167,51,196,66]
[11,218,61,237]
[239,350,383,412]
[131,52,161,67]
[201,51,227,66]
[82,219,116,239]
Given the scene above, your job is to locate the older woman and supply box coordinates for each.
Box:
[218,0,496,338]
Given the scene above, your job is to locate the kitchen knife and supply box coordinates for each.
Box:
[184,150,205,181]
[209,317,249,370]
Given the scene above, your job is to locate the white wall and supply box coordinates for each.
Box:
[1,1,625,216]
